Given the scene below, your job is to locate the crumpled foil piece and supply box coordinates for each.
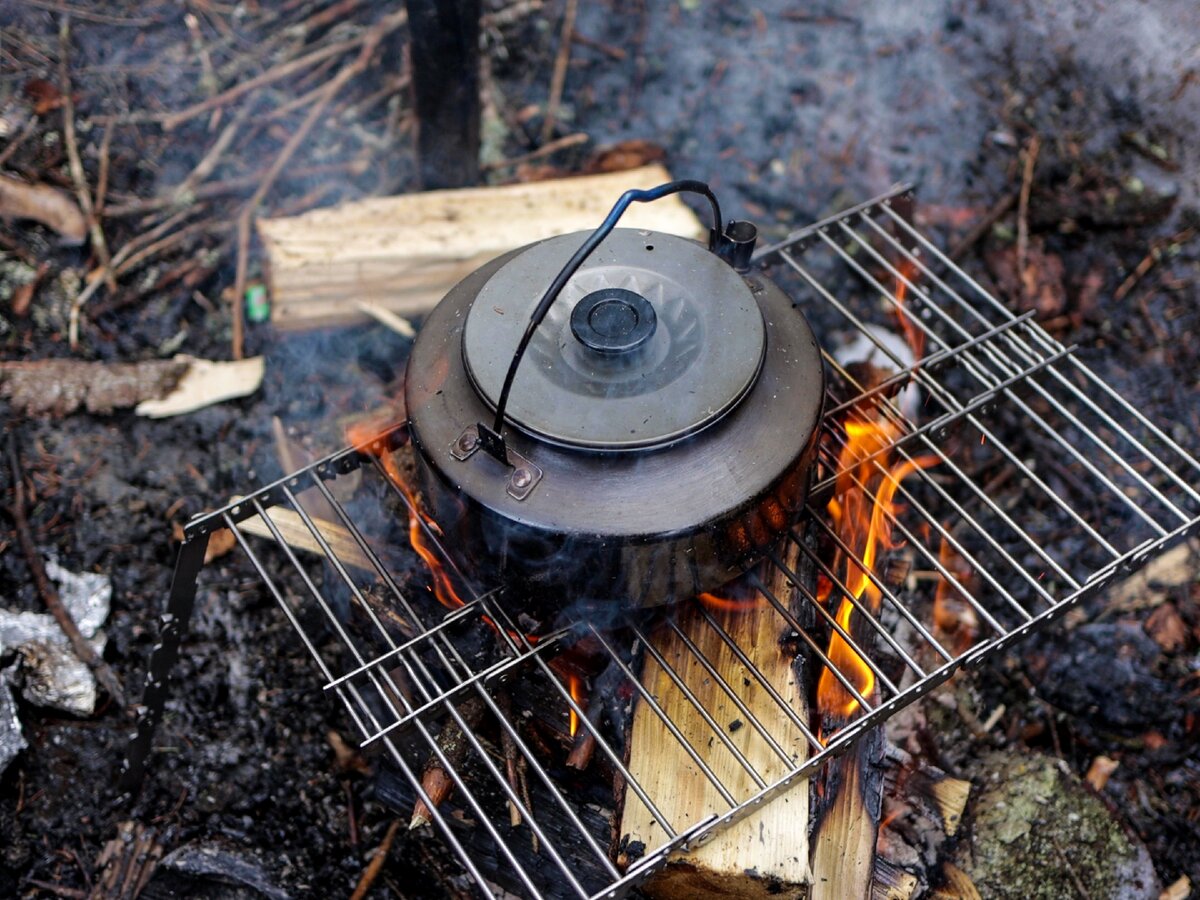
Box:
[16,640,97,714]
[0,668,27,775]
[0,558,111,720]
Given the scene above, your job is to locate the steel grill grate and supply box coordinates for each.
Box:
[125,185,1200,899]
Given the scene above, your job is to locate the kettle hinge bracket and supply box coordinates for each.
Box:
[450,425,543,501]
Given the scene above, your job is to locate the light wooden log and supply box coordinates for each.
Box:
[618,543,813,900]
[257,164,706,330]
[810,747,882,900]
[232,500,378,572]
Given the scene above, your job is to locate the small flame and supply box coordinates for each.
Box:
[697,591,764,615]
[347,421,465,610]
[817,259,941,723]
[818,420,939,717]
[568,675,583,737]
[892,257,925,363]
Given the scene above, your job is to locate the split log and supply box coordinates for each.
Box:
[232,498,386,572]
[257,164,705,330]
[618,542,814,899]
[809,730,884,900]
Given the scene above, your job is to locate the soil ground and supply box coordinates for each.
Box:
[1,1,1198,896]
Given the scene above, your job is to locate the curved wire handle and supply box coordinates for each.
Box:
[478,180,725,462]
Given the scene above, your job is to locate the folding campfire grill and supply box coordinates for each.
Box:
[123,184,1200,899]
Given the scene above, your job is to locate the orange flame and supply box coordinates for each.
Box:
[347,421,465,611]
[892,257,925,363]
[697,592,764,615]
[568,675,583,737]
[816,420,938,720]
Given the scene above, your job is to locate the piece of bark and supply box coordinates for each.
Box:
[0,358,189,416]
[619,541,813,900]
[257,164,705,330]
[0,173,87,244]
[134,355,263,418]
[953,750,1160,899]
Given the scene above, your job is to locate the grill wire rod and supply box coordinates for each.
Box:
[123,185,1200,899]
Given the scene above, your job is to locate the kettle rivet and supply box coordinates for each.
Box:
[512,468,532,489]
[458,432,479,453]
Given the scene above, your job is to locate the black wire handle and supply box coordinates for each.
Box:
[476,180,725,463]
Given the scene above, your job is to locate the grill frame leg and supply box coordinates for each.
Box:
[118,532,209,793]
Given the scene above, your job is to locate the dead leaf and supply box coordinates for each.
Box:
[985,238,1067,317]
[1084,755,1119,791]
[327,729,372,776]
[583,139,667,174]
[1145,602,1190,654]
[10,261,49,317]
[1159,875,1191,900]
[23,78,66,115]
[1142,731,1168,751]
[203,528,237,563]
[0,173,87,244]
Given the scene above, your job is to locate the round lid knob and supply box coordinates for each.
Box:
[570,288,658,354]
[461,228,767,451]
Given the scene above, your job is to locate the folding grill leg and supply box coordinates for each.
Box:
[119,533,209,792]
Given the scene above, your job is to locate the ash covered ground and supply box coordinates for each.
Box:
[1,0,1199,896]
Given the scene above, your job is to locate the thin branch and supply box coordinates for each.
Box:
[541,0,578,143]
[6,432,128,711]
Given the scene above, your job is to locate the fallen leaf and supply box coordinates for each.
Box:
[1084,755,1119,791]
[203,528,237,563]
[23,78,66,115]
[1159,875,1191,900]
[1142,731,1168,751]
[327,729,372,776]
[10,261,49,317]
[0,173,87,244]
[583,139,667,174]
[1145,602,1190,654]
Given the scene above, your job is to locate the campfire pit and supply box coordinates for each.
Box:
[122,184,1200,899]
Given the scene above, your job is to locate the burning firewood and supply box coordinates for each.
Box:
[410,696,487,830]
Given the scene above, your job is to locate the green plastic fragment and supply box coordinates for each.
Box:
[245,283,270,324]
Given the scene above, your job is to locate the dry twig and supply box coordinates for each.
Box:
[482,131,588,172]
[0,114,41,169]
[58,18,112,270]
[349,820,401,900]
[230,8,406,358]
[948,191,1018,262]
[541,0,578,143]
[162,12,406,132]
[1113,226,1197,302]
[6,432,128,710]
[1015,134,1041,288]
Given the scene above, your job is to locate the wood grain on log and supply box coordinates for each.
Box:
[619,542,813,899]
[257,165,705,330]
